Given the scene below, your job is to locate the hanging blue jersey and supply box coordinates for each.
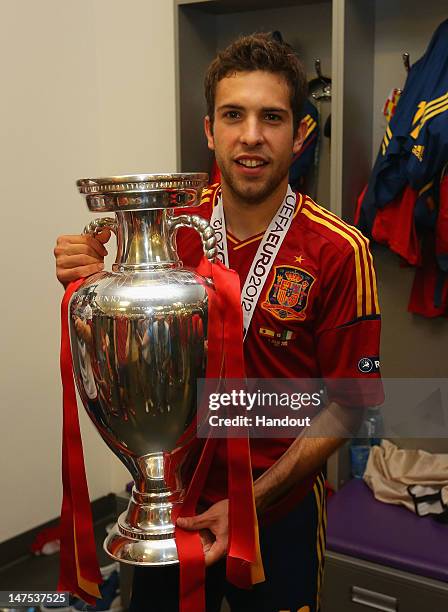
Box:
[289,100,318,191]
[359,18,448,235]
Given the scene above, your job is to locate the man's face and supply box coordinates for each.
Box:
[205,70,305,204]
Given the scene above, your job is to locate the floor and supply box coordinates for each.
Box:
[0,516,231,612]
[0,516,113,598]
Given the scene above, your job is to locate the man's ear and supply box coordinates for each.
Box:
[204,115,215,151]
[292,119,308,155]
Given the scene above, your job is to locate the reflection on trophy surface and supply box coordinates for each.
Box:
[69,174,217,565]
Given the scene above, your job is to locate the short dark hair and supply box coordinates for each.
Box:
[204,32,307,133]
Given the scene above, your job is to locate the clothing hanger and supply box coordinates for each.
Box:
[271,30,284,44]
[392,53,410,97]
[402,52,411,74]
[308,59,331,101]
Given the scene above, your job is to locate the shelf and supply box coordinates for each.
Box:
[176,0,329,15]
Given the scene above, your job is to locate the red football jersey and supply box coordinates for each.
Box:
[436,169,448,263]
[176,184,382,513]
[371,186,421,266]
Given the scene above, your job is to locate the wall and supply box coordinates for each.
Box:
[0,0,176,542]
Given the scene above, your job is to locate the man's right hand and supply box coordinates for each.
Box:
[54,229,111,286]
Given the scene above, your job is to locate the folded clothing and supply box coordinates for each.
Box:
[363,439,448,516]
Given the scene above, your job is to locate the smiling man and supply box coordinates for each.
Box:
[207,69,304,214]
[54,33,382,612]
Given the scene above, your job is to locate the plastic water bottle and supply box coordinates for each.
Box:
[365,406,384,446]
[350,407,384,478]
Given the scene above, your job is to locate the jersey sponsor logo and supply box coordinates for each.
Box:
[262,265,316,322]
[358,356,380,373]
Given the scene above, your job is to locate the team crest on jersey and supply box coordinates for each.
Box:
[262,265,316,322]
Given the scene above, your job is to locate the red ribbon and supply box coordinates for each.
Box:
[174,258,261,611]
[58,279,102,603]
[172,258,224,612]
[213,261,257,588]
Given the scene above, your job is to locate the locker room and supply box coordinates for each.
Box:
[1,1,447,611]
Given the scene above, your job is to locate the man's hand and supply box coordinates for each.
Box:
[176,499,228,566]
[54,230,111,286]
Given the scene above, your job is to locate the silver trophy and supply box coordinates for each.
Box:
[69,174,217,565]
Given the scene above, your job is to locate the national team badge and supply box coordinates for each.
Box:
[262,265,316,321]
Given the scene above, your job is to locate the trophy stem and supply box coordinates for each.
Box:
[104,485,182,565]
[104,453,185,565]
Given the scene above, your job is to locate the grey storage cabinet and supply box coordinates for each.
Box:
[322,551,448,612]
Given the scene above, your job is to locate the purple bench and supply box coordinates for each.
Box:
[326,478,448,583]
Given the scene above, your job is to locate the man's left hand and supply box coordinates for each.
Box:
[176,499,228,566]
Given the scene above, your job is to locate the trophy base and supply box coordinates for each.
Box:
[104,524,179,566]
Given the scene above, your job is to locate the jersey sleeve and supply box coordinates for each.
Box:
[315,241,383,407]
[406,111,448,191]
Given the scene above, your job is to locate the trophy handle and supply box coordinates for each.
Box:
[83,217,118,237]
[168,214,217,262]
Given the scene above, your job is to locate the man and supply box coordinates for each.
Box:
[55,34,381,612]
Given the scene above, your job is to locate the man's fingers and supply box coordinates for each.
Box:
[177,500,228,566]
[56,234,109,257]
[204,539,227,566]
[57,254,104,269]
[55,243,104,260]
[57,263,104,285]
[54,232,110,288]
[177,513,211,531]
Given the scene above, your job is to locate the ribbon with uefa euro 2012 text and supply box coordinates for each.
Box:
[210,185,297,339]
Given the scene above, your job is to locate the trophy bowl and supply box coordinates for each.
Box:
[69,173,216,565]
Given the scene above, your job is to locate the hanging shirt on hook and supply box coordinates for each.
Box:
[359,18,448,234]
[289,100,319,192]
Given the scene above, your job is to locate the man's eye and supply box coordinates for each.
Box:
[265,113,281,122]
[224,110,240,119]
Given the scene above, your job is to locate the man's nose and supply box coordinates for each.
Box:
[239,117,264,146]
